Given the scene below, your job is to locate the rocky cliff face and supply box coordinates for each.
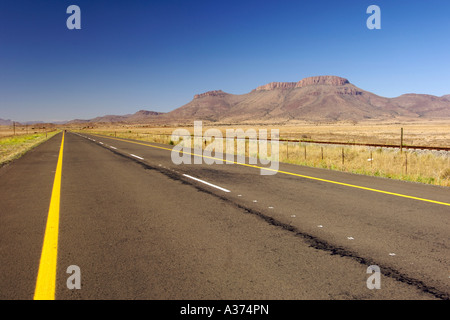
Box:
[334,87,363,96]
[194,90,228,99]
[251,76,350,92]
[295,76,350,88]
[254,82,297,91]
[134,110,162,116]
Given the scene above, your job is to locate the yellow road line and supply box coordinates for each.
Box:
[34,131,64,300]
[90,133,450,207]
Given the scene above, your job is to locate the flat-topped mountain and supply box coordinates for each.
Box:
[161,76,450,123]
[66,76,450,124]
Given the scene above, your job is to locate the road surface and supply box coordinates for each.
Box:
[0,131,449,300]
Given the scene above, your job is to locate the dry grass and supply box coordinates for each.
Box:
[68,119,450,146]
[73,120,450,187]
[275,120,450,147]
[0,131,59,166]
[0,124,57,138]
[277,142,450,187]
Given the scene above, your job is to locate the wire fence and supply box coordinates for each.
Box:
[83,129,450,186]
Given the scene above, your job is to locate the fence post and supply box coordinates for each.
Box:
[405,152,408,175]
[342,148,345,165]
[400,128,404,153]
[286,141,288,159]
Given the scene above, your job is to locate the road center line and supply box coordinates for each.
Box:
[183,174,230,192]
[34,131,64,300]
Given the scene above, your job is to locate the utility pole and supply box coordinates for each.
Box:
[13,121,15,136]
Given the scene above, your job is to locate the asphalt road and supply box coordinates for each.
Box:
[0,131,449,300]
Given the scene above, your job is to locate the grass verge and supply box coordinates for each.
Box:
[0,131,60,167]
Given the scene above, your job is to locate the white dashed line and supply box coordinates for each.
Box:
[130,154,144,160]
[182,174,230,193]
[110,146,117,150]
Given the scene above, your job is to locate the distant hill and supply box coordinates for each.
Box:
[66,76,450,125]
[161,76,450,124]
[67,110,164,124]
[0,118,12,126]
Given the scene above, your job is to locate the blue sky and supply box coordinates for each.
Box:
[1,0,449,122]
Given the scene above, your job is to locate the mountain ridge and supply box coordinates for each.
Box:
[159,76,450,124]
[15,75,449,125]
[0,118,13,126]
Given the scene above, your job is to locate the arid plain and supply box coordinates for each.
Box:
[55,119,450,187]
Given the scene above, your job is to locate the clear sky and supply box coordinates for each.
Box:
[1,0,449,122]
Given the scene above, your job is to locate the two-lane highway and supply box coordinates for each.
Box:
[0,131,448,299]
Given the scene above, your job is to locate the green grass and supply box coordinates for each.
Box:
[0,131,59,166]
